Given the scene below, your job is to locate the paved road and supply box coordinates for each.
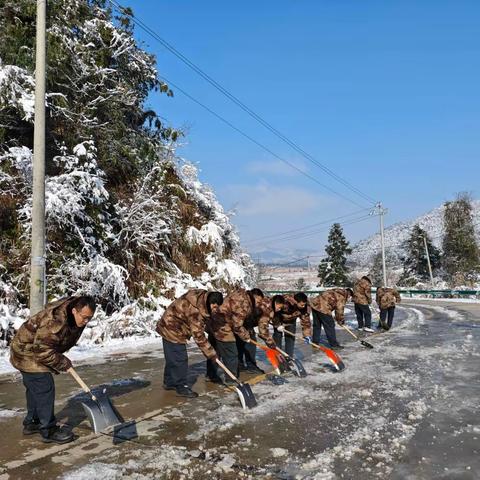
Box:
[0,301,479,479]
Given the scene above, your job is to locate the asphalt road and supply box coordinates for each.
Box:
[1,301,479,480]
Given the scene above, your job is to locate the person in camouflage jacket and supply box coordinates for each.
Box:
[10,296,96,444]
[206,288,273,379]
[310,288,352,349]
[273,292,311,356]
[238,293,285,373]
[352,276,374,332]
[156,288,223,397]
[376,287,401,330]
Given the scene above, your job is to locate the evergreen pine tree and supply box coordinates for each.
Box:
[442,193,480,285]
[400,224,441,285]
[317,223,352,286]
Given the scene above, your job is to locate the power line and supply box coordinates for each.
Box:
[252,213,375,248]
[159,74,369,209]
[107,0,377,207]
[244,207,373,245]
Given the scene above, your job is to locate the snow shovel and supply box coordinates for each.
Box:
[67,367,123,433]
[274,345,308,377]
[282,329,345,372]
[249,339,285,375]
[338,323,374,349]
[215,359,257,410]
[249,339,288,383]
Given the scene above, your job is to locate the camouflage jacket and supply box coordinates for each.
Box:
[254,296,276,346]
[208,289,254,343]
[310,289,349,323]
[376,287,401,310]
[156,289,216,359]
[10,297,85,373]
[352,278,372,305]
[274,294,312,337]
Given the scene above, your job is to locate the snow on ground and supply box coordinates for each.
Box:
[7,300,479,479]
[0,335,163,376]
[60,305,446,479]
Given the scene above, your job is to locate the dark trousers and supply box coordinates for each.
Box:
[236,329,257,368]
[163,338,188,388]
[354,303,372,328]
[273,323,296,356]
[312,310,339,346]
[380,306,395,329]
[206,334,239,378]
[21,372,56,438]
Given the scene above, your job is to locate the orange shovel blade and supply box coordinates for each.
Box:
[265,348,281,369]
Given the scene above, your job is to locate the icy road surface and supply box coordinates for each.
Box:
[0,301,479,479]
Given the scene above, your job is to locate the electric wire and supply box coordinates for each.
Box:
[107,0,377,208]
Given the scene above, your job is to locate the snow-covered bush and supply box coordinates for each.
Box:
[0,0,254,347]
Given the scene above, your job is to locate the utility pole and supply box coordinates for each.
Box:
[374,202,388,287]
[29,0,47,315]
[423,235,434,287]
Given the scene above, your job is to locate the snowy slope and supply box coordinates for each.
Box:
[349,200,480,269]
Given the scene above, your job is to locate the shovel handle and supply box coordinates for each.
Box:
[338,323,360,340]
[215,359,240,385]
[249,339,268,351]
[282,328,330,354]
[67,367,97,401]
[274,345,290,359]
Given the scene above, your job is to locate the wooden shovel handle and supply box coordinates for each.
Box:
[67,367,96,401]
[274,345,290,358]
[215,359,240,384]
[249,339,267,351]
[282,328,328,353]
[338,323,360,340]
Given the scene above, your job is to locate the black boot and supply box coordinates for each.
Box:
[245,364,264,374]
[23,422,41,436]
[175,385,198,398]
[42,426,74,444]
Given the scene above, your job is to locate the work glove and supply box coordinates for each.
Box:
[276,325,285,333]
[303,336,313,345]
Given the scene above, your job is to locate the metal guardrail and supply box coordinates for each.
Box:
[265,289,480,298]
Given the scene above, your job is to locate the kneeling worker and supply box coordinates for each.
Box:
[156,289,222,398]
[10,296,96,444]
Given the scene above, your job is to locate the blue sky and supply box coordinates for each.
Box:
[126,0,480,256]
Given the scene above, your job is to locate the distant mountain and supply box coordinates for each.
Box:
[248,247,321,266]
[348,200,480,270]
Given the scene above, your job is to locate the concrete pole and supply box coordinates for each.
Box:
[423,235,434,287]
[29,0,47,315]
[378,203,387,287]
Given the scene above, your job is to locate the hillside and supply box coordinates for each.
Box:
[0,0,254,344]
[348,200,480,271]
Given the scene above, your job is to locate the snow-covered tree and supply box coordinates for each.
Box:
[399,225,441,286]
[442,193,480,286]
[317,223,352,287]
[0,0,254,342]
